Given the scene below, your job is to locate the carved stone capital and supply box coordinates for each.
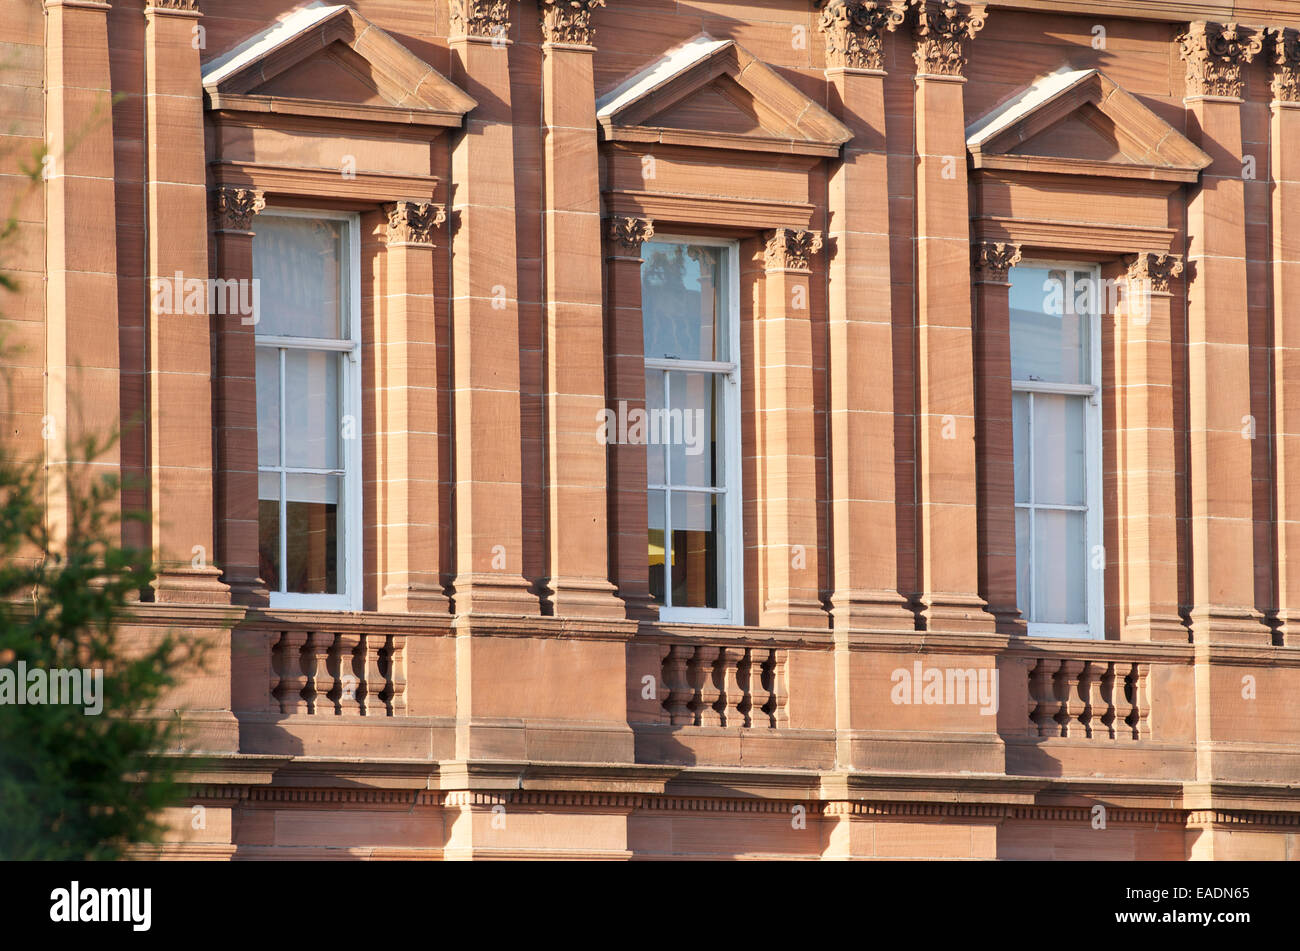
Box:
[1269,27,1300,102]
[606,216,655,253]
[763,228,824,271]
[816,0,907,71]
[972,241,1021,282]
[385,201,447,246]
[1179,21,1263,98]
[449,0,510,40]
[911,0,986,77]
[213,187,265,233]
[148,0,199,10]
[1126,251,1184,293]
[540,0,606,46]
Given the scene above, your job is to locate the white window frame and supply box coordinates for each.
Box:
[643,235,743,625]
[1012,260,1104,639]
[255,208,363,612]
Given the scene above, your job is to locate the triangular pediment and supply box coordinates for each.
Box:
[596,35,851,157]
[966,68,1210,182]
[202,2,475,127]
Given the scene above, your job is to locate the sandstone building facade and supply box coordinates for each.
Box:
[7,0,1300,858]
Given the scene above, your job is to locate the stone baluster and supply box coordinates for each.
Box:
[1059,660,1086,737]
[384,636,407,716]
[662,645,694,726]
[273,631,310,715]
[303,632,332,715]
[691,647,723,726]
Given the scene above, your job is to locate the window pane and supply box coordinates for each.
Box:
[256,347,281,467]
[646,372,665,487]
[253,216,348,339]
[284,473,339,595]
[284,349,340,470]
[1013,391,1030,504]
[648,489,666,605]
[258,472,281,594]
[641,242,727,362]
[1015,507,1030,620]
[670,491,720,609]
[668,371,718,489]
[1009,266,1090,384]
[1032,393,1086,506]
[1033,509,1087,624]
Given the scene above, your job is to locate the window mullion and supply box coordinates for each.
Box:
[278,346,287,595]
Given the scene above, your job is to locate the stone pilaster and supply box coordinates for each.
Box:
[1117,252,1186,641]
[145,0,227,602]
[604,217,656,619]
[911,0,995,632]
[758,229,829,628]
[818,1,914,633]
[378,201,451,613]
[1270,27,1300,644]
[211,187,266,605]
[43,0,120,551]
[539,0,623,619]
[448,8,539,615]
[972,241,1023,632]
[1179,21,1270,643]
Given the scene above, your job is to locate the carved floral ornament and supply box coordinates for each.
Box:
[971,242,1021,282]
[1126,252,1184,293]
[540,0,606,46]
[449,0,511,39]
[606,216,655,252]
[1270,26,1300,102]
[911,0,986,77]
[815,0,907,71]
[149,0,200,11]
[763,228,824,271]
[213,187,265,232]
[385,201,447,245]
[1178,21,1264,98]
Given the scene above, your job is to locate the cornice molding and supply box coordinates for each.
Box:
[972,241,1022,282]
[385,200,447,246]
[1269,26,1300,102]
[763,228,824,271]
[212,186,265,233]
[911,0,987,77]
[815,0,907,71]
[448,0,510,39]
[540,0,606,46]
[1126,251,1184,293]
[1179,21,1263,98]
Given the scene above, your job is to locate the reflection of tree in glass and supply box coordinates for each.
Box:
[642,244,703,360]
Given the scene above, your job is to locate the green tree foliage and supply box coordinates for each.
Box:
[0,90,204,860]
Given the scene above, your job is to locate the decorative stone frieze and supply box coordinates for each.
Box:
[1179,21,1263,98]
[911,0,986,77]
[815,0,907,71]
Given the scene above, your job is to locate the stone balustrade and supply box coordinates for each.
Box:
[1026,657,1149,739]
[659,644,788,729]
[270,630,406,717]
